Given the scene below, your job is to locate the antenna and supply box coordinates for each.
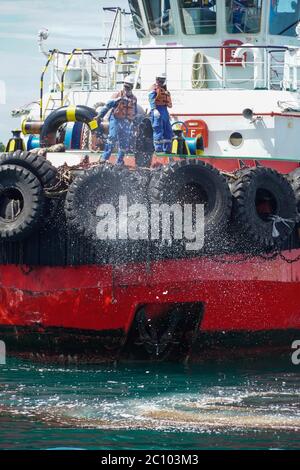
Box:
[38,28,49,57]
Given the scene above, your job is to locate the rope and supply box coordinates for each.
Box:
[44,160,101,197]
[191,52,207,89]
[279,252,300,264]
[204,251,300,264]
[206,252,278,264]
[269,215,295,238]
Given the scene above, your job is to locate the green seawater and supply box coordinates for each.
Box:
[0,358,299,450]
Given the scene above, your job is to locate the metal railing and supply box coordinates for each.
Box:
[39,45,298,118]
[40,49,58,119]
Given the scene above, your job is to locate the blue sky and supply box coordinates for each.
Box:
[0,0,129,144]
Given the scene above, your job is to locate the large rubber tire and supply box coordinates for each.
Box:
[0,165,44,241]
[65,164,147,239]
[148,159,232,234]
[288,167,300,218]
[230,167,297,249]
[0,151,57,188]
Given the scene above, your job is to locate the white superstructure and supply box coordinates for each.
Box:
[23,1,300,159]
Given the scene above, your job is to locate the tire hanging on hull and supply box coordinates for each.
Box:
[65,164,148,240]
[230,167,297,249]
[0,165,44,241]
[148,159,232,252]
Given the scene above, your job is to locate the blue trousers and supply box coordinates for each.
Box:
[102,116,133,164]
[151,106,173,153]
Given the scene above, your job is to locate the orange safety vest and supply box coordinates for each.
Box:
[151,84,173,108]
[112,90,137,121]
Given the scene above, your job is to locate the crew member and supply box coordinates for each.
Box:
[98,75,137,165]
[149,72,173,154]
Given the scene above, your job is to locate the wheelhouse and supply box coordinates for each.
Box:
[129,0,300,43]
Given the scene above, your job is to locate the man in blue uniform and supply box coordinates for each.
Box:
[98,75,137,165]
[149,72,173,154]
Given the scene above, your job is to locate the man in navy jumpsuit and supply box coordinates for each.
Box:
[149,73,173,154]
[98,75,137,165]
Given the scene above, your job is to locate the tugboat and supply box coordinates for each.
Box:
[1,0,300,363]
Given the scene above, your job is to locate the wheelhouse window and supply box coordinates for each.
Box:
[128,0,146,38]
[143,0,175,35]
[269,0,300,37]
[179,0,217,35]
[226,0,262,34]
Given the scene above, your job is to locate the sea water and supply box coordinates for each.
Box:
[0,358,299,450]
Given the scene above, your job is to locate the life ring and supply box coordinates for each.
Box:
[230,167,297,249]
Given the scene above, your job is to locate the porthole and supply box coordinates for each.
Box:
[229,132,243,148]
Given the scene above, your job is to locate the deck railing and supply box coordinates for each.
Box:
[39,45,296,118]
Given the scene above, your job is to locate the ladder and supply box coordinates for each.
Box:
[114,49,141,87]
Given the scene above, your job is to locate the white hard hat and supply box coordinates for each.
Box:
[124,75,135,85]
[156,72,167,79]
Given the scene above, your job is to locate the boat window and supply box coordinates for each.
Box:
[128,0,147,38]
[179,0,217,35]
[143,0,175,35]
[269,0,300,37]
[226,0,262,34]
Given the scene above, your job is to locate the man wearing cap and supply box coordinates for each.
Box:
[149,73,173,154]
[98,75,138,165]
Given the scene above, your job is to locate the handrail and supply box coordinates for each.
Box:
[48,45,290,55]
[40,49,58,120]
[38,44,294,113]
[59,49,113,105]
[60,48,82,106]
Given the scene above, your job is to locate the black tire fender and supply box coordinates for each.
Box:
[65,164,148,239]
[148,159,232,234]
[0,164,44,241]
[0,150,57,188]
[230,167,297,248]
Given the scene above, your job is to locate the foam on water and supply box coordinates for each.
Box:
[0,359,299,449]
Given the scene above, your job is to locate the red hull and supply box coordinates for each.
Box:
[0,250,300,362]
[0,250,299,331]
